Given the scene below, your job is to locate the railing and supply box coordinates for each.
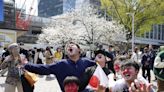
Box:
[135,37,164,45]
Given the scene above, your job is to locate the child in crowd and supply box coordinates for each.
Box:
[63,76,80,92]
[111,61,154,92]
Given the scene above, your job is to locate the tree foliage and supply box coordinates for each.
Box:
[100,0,164,39]
[37,5,126,50]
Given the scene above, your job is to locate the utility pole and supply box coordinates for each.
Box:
[127,13,135,52]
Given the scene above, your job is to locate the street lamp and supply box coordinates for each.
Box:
[126,13,135,53]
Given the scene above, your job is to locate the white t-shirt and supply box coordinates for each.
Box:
[111,79,129,92]
[111,75,153,92]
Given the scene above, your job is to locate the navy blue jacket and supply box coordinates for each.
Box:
[24,58,95,91]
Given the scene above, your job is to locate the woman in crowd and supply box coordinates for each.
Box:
[0,43,25,92]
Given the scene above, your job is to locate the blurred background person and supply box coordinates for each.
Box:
[153,46,164,92]
[34,48,44,64]
[0,43,25,92]
[54,47,63,62]
[141,47,151,83]
[0,47,9,76]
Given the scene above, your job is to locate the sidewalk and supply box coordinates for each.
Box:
[0,75,61,92]
[0,70,157,92]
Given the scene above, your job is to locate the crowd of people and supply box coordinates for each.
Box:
[0,42,163,92]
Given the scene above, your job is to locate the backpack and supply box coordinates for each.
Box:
[153,51,164,81]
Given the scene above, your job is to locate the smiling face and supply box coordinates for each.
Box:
[66,43,80,57]
[121,66,138,82]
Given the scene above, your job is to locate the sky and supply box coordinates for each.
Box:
[63,0,88,12]
[15,0,38,16]
[4,0,89,16]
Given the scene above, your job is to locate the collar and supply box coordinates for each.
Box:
[68,58,81,64]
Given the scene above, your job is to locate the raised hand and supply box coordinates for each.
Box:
[129,79,153,92]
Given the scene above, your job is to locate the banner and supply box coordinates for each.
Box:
[0,0,4,22]
[0,29,17,46]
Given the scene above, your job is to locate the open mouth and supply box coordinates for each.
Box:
[124,74,130,78]
[69,48,73,52]
[98,56,102,59]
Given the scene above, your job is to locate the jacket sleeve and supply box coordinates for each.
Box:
[154,56,164,68]
[24,63,59,75]
[0,56,11,69]
[79,66,95,91]
[0,60,8,69]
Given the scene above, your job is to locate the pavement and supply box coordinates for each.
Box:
[0,70,158,92]
[0,75,62,92]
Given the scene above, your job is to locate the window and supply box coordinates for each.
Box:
[162,25,164,40]
[150,30,153,39]
[153,25,157,39]
[158,25,161,40]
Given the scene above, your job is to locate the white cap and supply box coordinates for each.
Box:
[8,43,19,53]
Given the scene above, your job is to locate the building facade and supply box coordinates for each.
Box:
[38,0,63,17]
[63,0,75,12]
[135,24,164,45]
[1,0,163,45]
[0,0,15,29]
[0,0,4,22]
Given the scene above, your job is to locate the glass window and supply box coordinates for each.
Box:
[146,32,149,38]
[150,30,153,39]
[162,25,164,40]
[158,25,161,40]
[153,25,157,39]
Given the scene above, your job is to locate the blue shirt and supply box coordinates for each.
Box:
[24,58,95,91]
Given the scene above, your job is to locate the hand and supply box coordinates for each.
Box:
[17,54,28,64]
[96,85,106,92]
[106,57,111,61]
[20,56,28,64]
[4,56,13,62]
[129,79,152,92]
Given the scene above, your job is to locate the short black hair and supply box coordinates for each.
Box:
[94,50,106,57]
[63,76,80,86]
[121,61,140,71]
[109,45,114,48]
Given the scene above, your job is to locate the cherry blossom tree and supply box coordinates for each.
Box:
[37,5,127,51]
